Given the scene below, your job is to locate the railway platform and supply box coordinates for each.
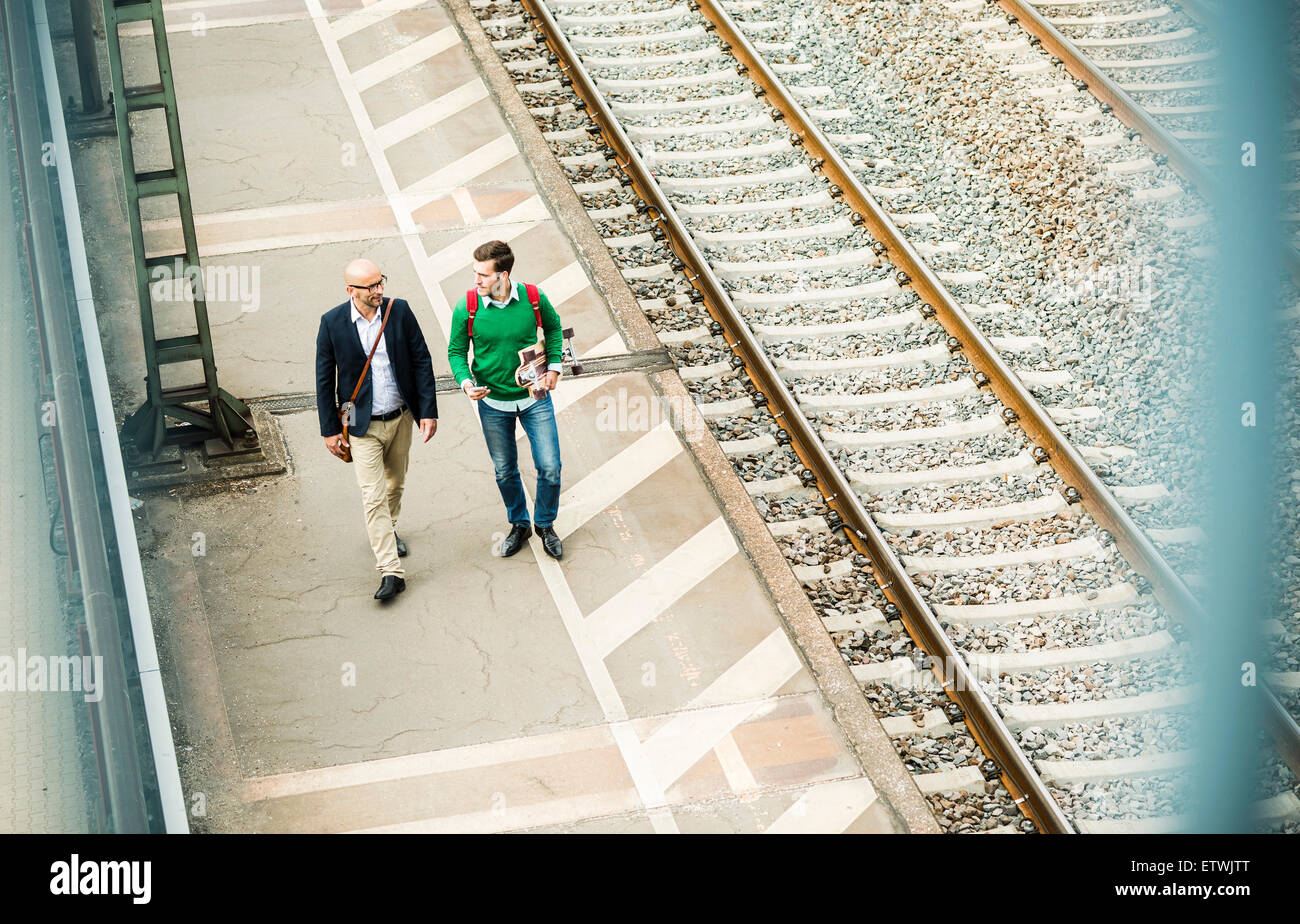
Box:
[50,0,937,833]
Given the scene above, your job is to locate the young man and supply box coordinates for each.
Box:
[316,259,439,601]
[447,240,565,559]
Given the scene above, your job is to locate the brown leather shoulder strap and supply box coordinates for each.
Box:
[348,297,394,406]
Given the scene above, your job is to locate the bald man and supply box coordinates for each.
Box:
[316,259,439,601]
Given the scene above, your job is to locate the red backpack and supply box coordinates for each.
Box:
[466,283,541,340]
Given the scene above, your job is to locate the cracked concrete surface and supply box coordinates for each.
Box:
[149,404,605,783]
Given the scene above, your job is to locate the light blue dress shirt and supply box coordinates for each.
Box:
[351,299,404,416]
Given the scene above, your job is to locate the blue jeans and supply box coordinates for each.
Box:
[477,395,562,528]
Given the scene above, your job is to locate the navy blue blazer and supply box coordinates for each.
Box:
[316,297,439,438]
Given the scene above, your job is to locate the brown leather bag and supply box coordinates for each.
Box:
[338,297,394,463]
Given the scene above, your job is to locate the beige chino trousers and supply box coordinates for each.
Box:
[350,409,413,577]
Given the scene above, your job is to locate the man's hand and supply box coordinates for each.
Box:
[324,434,349,459]
[419,418,437,442]
[463,381,489,401]
[529,371,559,399]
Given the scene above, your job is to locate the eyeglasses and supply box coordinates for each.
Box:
[351,274,386,291]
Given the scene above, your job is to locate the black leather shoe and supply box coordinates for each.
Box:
[374,575,406,601]
[499,524,531,557]
[395,533,408,557]
[536,525,563,560]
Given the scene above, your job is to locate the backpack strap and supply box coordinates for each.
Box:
[466,287,478,339]
[524,283,542,331]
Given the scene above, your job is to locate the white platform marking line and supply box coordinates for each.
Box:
[400,134,520,209]
[582,331,628,358]
[585,517,738,658]
[609,723,678,833]
[331,0,429,40]
[685,628,803,711]
[645,808,679,833]
[373,78,489,150]
[350,791,638,834]
[531,542,678,831]
[160,228,407,260]
[351,26,459,91]
[764,778,879,834]
[159,0,287,11]
[551,421,683,539]
[713,732,761,794]
[507,396,681,829]
[242,722,609,802]
[641,629,802,788]
[548,371,610,416]
[538,260,590,307]
[429,197,548,273]
[451,187,482,225]
[141,196,392,230]
[644,701,773,795]
[121,11,307,35]
[304,0,457,347]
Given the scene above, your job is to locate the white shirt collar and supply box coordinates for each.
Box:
[350,297,380,325]
[484,280,517,308]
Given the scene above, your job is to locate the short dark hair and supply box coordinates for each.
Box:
[473,240,514,275]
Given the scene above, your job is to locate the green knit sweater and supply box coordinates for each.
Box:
[447,282,564,401]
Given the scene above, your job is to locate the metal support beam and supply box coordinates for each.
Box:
[99,0,257,457]
[69,0,105,113]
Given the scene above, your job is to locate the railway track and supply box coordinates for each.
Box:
[939,0,1300,818]
[470,0,1300,831]
[980,0,1300,274]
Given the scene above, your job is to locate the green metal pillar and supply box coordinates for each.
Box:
[99,0,255,457]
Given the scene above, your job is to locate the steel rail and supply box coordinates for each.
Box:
[696,0,1300,785]
[1173,1,1300,241]
[2,0,151,831]
[1002,0,1300,778]
[696,0,1202,663]
[994,0,1300,281]
[1162,0,1300,190]
[1266,696,1300,782]
[1180,0,1300,104]
[519,0,1074,833]
[999,0,1213,193]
